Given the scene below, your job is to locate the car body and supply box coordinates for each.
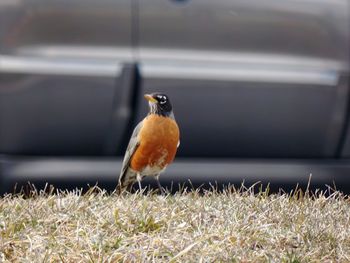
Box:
[1,0,350,193]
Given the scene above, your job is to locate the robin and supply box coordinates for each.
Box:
[117,92,180,194]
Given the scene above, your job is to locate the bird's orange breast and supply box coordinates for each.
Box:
[130,115,180,173]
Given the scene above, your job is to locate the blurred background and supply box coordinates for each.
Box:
[1,0,350,194]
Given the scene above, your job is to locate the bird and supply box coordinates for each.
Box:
[117,92,180,194]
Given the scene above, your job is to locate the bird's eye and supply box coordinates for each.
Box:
[158,95,167,104]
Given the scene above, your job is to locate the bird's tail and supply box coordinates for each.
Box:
[116,169,137,194]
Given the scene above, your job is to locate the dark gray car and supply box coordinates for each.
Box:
[1,0,350,193]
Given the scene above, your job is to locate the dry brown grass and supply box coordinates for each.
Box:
[1,185,350,262]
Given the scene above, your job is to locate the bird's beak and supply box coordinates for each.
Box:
[144,94,158,103]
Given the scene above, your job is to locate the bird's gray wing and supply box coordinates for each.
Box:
[117,121,143,192]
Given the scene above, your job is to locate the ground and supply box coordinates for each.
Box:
[0,186,350,262]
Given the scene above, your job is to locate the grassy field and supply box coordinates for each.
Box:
[0,185,350,262]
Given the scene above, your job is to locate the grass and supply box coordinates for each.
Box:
[0,184,350,262]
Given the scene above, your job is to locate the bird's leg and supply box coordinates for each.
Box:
[137,173,143,192]
[154,174,164,195]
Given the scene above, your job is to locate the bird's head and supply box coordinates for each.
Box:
[144,93,173,117]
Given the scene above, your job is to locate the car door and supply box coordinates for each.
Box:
[135,0,350,158]
[0,0,134,155]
